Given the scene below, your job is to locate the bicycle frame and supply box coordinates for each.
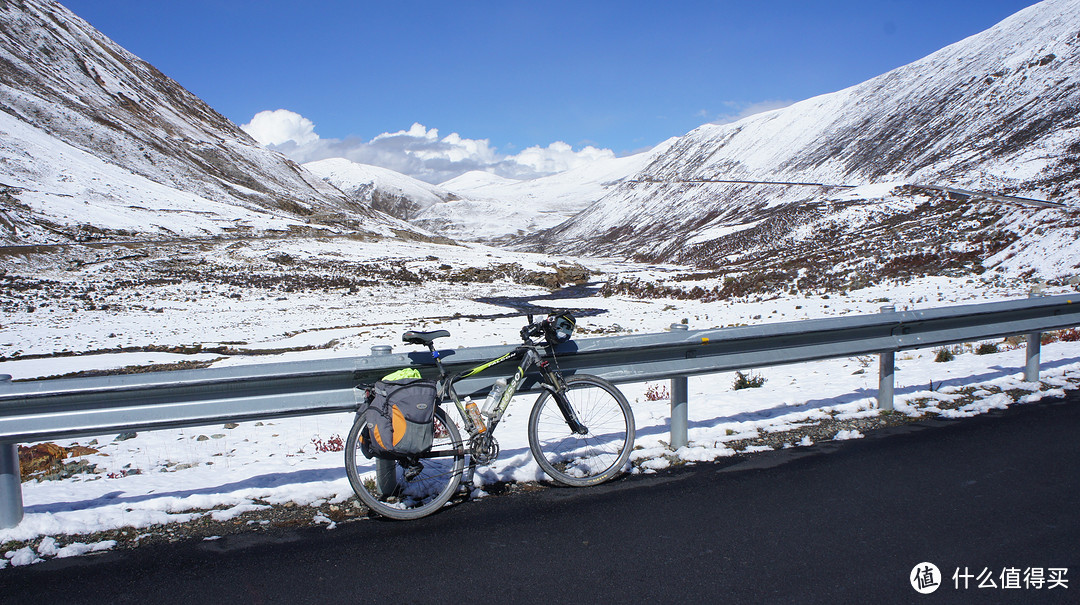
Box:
[423,340,587,441]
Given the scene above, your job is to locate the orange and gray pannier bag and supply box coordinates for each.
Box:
[359,379,437,459]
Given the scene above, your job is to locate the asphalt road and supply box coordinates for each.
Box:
[2,395,1078,604]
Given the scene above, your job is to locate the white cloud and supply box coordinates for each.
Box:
[244,111,617,184]
[371,122,440,142]
[507,141,615,174]
[241,109,320,146]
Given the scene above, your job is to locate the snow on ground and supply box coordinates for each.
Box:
[1,236,1078,567]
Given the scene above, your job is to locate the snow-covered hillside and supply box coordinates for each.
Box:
[524,0,1080,285]
[0,0,415,244]
[0,107,330,241]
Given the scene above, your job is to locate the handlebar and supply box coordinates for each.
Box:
[520,319,545,343]
[520,310,573,345]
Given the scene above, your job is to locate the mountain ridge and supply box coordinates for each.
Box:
[0,0,422,244]
[518,0,1080,286]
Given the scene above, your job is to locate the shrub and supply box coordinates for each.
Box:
[311,434,344,453]
[975,342,999,355]
[1041,328,1080,345]
[934,348,955,363]
[733,371,766,390]
[1058,328,1080,342]
[644,383,670,401]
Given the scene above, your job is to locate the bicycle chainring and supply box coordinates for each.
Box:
[469,434,500,465]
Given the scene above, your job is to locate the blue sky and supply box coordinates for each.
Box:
[61,0,1040,180]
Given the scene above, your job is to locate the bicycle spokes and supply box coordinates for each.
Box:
[528,375,635,487]
[346,408,465,520]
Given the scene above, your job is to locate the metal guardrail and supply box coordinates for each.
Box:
[0,293,1077,528]
[910,185,1066,209]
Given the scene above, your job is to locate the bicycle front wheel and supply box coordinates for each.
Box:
[345,406,465,520]
[528,375,635,487]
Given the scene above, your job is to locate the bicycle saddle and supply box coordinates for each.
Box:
[402,330,450,346]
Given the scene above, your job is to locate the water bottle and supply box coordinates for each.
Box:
[464,397,486,433]
[482,378,508,419]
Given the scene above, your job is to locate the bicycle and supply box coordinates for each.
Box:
[344,312,636,520]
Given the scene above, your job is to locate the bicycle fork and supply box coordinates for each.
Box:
[539,360,588,435]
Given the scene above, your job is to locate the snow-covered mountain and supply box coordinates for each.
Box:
[304,158,459,221]
[0,0,414,244]
[305,142,673,242]
[522,0,1080,286]
[426,140,674,242]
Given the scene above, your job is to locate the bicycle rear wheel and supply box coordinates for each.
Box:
[345,406,465,520]
[528,375,635,487]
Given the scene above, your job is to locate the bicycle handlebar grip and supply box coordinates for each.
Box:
[520,321,543,342]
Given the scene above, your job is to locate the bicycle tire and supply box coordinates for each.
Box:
[345,406,465,520]
[527,374,635,487]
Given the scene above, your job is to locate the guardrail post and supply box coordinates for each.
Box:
[1025,333,1042,383]
[878,307,896,412]
[669,324,689,449]
[1025,291,1044,382]
[0,374,22,529]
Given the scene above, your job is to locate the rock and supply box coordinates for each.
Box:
[19,443,65,465]
[115,432,137,441]
[18,443,67,480]
[224,423,239,429]
[196,435,209,441]
[554,262,590,286]
[17,443,100,481]
[63,459,97,477]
